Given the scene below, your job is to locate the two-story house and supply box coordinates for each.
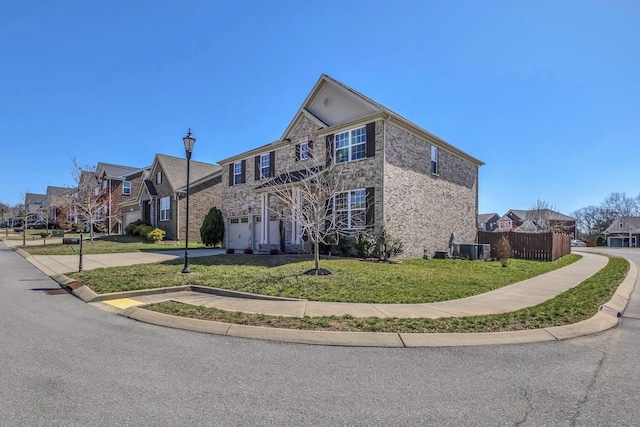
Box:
[95,162,143,234]
[137,154,222,242]
[478,213,499,232]
[219,74,483,258]
[497,209,576,236]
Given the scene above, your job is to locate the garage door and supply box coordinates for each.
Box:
[228,217,250,250]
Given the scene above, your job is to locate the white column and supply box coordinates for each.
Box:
[292,189,301,244]
[261,193,269,244]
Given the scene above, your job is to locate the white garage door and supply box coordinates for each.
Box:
[228,217,250,250]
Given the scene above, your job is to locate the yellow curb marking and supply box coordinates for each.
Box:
[104,298,145,309]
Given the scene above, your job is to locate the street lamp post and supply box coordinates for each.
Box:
[182,129,196,274]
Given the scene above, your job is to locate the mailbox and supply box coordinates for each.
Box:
[63,238,80,245]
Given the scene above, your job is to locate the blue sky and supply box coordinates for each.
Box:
[1,0,638,217]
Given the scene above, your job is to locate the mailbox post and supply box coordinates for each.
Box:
[63,234,83,272]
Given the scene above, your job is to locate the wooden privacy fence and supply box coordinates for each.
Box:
[477,231,571,262]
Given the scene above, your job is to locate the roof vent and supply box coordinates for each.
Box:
[323,95,332,107]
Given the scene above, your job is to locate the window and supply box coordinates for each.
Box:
[334,189,366,229]
[234,162,242,185]
[93,187,99,197]
[300,142,310,160]
[260,154,270,179]
[156,171,162,184]
[122,181,131,195]
[335,126,366,164]
[103,180,108,190]
[431,146,439,174]
[160,196,170,221]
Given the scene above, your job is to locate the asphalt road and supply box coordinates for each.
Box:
[1,244,638,426]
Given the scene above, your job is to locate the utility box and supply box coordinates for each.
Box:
[453,243,491,261]
[51,230,64,237]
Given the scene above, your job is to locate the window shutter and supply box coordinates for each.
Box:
[295,144,301,161]
[366,187,375,226]
[241,160,246,184]
[326,134,334,166]
[325,197,333,233]
[228,164,234,186]
[366,122,376,158]
[254,156,260,181]
[269,151,275,177]
[308,140,314,158]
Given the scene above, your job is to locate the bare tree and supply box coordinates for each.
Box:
[57,158,108,241]
[263,145,351,274]
[602,192,639,217]
[528,199,556,231]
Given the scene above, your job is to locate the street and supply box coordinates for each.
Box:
[1,243,638,426]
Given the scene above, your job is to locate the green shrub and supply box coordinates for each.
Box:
[200,206,224,247]
[40,231,50,238]
[137,225,154,239]
[355,231,376,258]
[375,225,403,261]
[126,219,151,236]
[145,227,166,243]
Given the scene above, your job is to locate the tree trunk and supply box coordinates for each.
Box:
[314,240,320,271]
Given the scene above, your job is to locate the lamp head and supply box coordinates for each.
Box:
[183,129,196,154]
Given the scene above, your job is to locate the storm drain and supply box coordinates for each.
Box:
[44,289,69,295]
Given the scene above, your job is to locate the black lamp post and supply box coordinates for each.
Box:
[182,129,196,274]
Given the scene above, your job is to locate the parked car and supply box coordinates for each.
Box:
[571,239,587,247]
[27,220,47,229]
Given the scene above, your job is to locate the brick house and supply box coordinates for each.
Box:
[137,154,222,242]
[496,209,576,237]
[219,74,483,258]
[117,167,150,231]
[95,162,144,234]
[40,185,70,226]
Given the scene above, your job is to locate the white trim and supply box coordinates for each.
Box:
[335,125,366,164]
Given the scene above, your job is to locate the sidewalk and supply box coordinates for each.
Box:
[5,238,637,347]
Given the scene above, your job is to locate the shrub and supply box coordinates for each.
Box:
[355,231,376,258]
[494,233,512,267]
[39,231,50,238]
[226,248,235,254]
[270,248,280,255]
[200,206,224,247]
[146,227,166,243]
[243,248,254,254]
[126,219,151,236]
[375,225,403,261]
[137,225,154,239]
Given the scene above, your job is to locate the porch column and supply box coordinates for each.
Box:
[261,193,269,245]
[292,189,302,245]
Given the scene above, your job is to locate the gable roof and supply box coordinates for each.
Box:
[96,162,140,179]
[604,216,640,234]
[220,74,483,167]
[25,193,45,205]
[478,213,499,223]
[505,209,575,222]
[152,154,221,192]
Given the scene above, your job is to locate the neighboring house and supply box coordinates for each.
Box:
[137,154,222,241]
[218,74,483,258]
[95,162,143,234]
[24,193,46,219]
[40,186,71,225]
[119,167,150,231]
[497,209,576,237]
[603,216,640,247]
[478,213,499,232]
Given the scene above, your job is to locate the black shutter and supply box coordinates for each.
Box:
[366,122,375,158]
[366,187,375,226]
[326,134,334,166]
[254,156,260,181]
[308,140,313,158]
[241,160,246,184]
[269,151,275,177]
[295,144,300,161]
[228,164,234,186]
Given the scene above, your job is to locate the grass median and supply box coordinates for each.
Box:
[70,253,580,304]
[144,256,628,333]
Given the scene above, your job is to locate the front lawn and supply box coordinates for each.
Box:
[69,253,580,304]
[19,235,210,255]
[146,256,629,333]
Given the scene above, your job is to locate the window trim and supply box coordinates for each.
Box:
[430,146,439,175]
[334,188,366,230]
[122,181,131,195]
[335,126,367,164]
[260,154,271,180]
[159,196,170,221]
[233,162,242,185]
[156,171,162,184]
[300,141,310,161]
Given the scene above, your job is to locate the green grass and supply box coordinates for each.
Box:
[69,253,580,303]
[145,256,628,333]
[18,235,210,255]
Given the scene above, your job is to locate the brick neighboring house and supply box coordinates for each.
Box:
[603,216,640,247]
[219,74,483,258]
[24,193,46,220]
[40,186,71,226]
[497,209,576,237]
[119,167,150,231]
[478,213,499,232]
[95,162,143,234]
[137,154,222,242]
